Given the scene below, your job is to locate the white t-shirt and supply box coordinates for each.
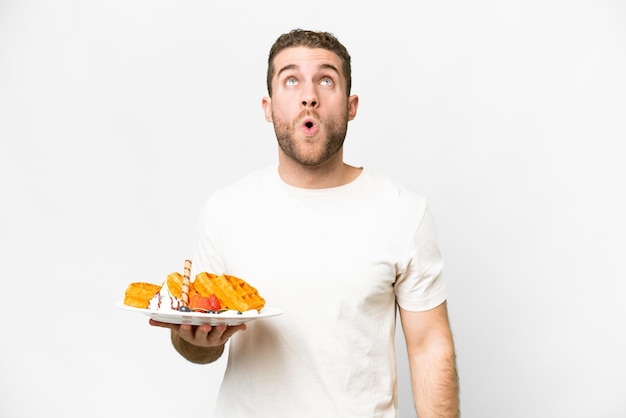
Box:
[193,166,446,418]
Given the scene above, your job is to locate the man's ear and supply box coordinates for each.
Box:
[347,95,359,121]
[262,97,273,122]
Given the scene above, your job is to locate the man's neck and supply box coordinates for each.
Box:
[277,152,362,189]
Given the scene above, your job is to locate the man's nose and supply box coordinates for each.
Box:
[301,84,319,108]
[301,99,318,107]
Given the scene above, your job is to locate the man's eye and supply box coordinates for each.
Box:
[285,77,298,86]
[320,77,334,86]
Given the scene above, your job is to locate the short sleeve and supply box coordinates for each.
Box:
[394,206,447,311]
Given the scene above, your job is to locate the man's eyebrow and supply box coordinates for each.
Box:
[276,63,340,78]
[276,64,298,79]
[319,63,340,75]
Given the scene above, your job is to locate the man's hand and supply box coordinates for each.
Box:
[150,319,247,347]
[149,319,247,363]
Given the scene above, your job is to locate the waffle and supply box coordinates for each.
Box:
[124,282,161,308]
[194,272,265,312]
[166,272,197,299]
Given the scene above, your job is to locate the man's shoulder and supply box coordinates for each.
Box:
[363,168,428,205]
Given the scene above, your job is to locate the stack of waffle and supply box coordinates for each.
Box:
[194,272,265,312]
[123,269,265,313]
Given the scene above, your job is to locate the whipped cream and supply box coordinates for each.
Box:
[148,280,183,311]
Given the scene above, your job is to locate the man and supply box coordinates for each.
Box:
[151,29,459,418]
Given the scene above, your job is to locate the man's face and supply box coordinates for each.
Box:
[262,47,358,168]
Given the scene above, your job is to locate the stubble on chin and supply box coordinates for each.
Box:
[272,111,349,167]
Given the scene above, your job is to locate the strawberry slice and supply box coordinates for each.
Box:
[189,294,211,311]
[208,294,221,311]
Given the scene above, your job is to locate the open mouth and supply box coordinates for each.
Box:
[301,116,317,128]
[298,114,320,137]
[301,118,319,136]
[301,116,318,129]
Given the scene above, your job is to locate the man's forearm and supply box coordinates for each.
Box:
[171,331,225,364]
[412,340,460,418]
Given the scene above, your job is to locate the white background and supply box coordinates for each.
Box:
[1,1,625,417]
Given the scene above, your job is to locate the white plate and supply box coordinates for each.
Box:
[115,302,282,326]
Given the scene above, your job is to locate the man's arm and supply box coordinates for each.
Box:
[399,301,460,418]
[149,320,246,364]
